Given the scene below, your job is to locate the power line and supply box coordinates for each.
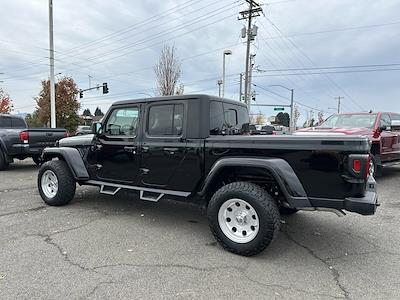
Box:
[256,63,400,72]
[264,16,366,111]
[58,0,199,55]
[259,20,400,40]
[253,68,400,76]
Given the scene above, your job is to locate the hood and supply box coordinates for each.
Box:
[295,126,372,136]
[59,134,95,147]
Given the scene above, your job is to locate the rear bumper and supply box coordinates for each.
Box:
[306,177,378,216]
[12,144,44,156]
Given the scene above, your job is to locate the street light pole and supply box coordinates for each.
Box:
[48,0,56,128]
[222,50,232,97]
[217,80,223,97]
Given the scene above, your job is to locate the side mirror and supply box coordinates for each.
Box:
[91,122,102,134]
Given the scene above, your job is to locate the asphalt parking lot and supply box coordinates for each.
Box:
[1,159,400,299]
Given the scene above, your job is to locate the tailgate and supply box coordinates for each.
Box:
[27,129,66,148]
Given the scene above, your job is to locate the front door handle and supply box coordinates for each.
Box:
[124,146,137,154]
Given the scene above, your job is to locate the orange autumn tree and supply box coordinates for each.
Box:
[36,76,80,132]
[0,88,13,113]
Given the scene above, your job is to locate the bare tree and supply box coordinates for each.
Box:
[317,111,324,125]
[154,45,181,96]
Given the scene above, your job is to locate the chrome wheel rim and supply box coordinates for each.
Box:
[369,159,375,177]
[41,170,58,198]
[218,198,260,244]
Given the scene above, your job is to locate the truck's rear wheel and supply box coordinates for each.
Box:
[207,182,280,256]
[38,160,76,206]
[0,149,9,171]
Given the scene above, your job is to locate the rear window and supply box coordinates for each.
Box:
[0,116,12,128]
[209,101,249,135]
[11,117,26,129]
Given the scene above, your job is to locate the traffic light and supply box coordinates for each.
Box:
[102,82,109,94]
[79,90,83,98]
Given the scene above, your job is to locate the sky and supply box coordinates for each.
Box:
[1,0,400,125]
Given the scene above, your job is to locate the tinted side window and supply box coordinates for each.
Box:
[210,101,224,135]
[148,104,184,136]
[223,103,249,135]
[380,114,391,128]
[104,107,139,136]
[0,117,12,128]
[210,101,250,135]
[11,117,26,129]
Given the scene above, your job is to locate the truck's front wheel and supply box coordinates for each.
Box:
[38,160,76,206]
[207,182,280,256]
[0,149,10,171]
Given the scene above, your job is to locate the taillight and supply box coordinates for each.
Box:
[352,159,361,173]
[19,131,29,143]
[348,154,370,179]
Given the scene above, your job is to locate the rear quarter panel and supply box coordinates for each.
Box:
[205,136,369,199]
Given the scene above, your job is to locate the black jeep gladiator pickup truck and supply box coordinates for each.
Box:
[0,114,67,170]
[37,95,378,256]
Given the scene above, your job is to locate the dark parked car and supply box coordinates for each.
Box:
[249,124,274,135]
[0,114,67,170]
[296,112,400,176]
[37,95,377,256]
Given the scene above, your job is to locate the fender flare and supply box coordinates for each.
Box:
[199,157,311,208]
[42,147,89,180]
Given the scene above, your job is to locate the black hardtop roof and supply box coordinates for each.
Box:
[112,94,247,108]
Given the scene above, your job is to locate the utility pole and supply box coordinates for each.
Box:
[239,73,243,101]
[335,96,344,113]
[248,54,255,111]
[239,0,262,111]
[48,0,56,128]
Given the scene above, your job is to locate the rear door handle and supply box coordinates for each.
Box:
[141,146,149,153]
[124,146,137,154]
[163,147,179,155]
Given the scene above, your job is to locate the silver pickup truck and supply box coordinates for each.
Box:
[0,114,67,170]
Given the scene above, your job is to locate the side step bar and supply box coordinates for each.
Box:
[86,180,191,202]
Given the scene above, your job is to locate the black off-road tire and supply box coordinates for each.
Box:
[279,206,298,215]
[38,160,76,206]
[207,182,280,256]
[0,148,10,171]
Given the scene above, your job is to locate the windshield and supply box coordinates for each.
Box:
[319,114,377,129]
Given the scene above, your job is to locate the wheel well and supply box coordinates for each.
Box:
[371,143,380,156]
[204,166,285,205]
[43,153,66,162]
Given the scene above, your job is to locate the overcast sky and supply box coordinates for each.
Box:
[1,0,400,124]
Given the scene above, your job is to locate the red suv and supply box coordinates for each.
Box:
[296,112,400,177]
